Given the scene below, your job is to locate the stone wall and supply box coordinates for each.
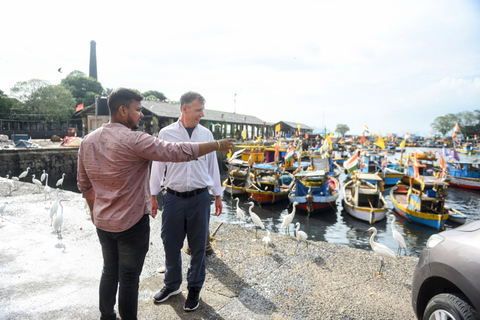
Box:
[1,147,228,194]
[0,147,80,192]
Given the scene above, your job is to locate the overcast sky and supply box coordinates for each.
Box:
[1,0,479,136]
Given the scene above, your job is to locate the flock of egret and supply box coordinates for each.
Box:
[1,167,68,243]
[234,196,409,272]
[234,199,309,253]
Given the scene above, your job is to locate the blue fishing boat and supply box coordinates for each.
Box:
[390,182,449,230]
[288,169,339,216]
[446,161,480,190]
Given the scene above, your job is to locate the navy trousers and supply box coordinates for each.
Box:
[161,191,211,290]
[96,214,150,320]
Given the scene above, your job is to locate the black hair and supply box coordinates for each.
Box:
[107,88,143,115]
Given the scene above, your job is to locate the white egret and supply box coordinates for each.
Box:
[19,167,30,180]
[32,174,42,192]
[49,189,60,226]
[4,175,14,195]
[280,202,298,234]
[390,214,407,256]
[262,231,271,254]
[44,173,51,201]
[295,222,308,251]
[11,176,19,190]
[56,173,65,188]
[367,227,397,275]
[0,202,7,220]
[235,198,245,225]
[52,200,68,240]
[248,201,265,238]
[40,170,46,182]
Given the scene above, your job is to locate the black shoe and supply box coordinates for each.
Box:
[183,287,200,311]
[153,286,182,303]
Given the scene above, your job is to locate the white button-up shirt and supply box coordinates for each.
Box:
[150,120,224,197]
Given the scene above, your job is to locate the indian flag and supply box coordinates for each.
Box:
[345,137,353,143]
[363,125,370,134]
[344,151,360,173]
[284,146,295,162]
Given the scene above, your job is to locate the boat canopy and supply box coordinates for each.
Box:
[253,163,279,170]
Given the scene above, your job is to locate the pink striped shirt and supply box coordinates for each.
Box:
[77,123,199,232]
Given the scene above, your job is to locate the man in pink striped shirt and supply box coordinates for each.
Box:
[77,87,234,320]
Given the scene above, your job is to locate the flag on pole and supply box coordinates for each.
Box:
[76,103,84,112]
[405,132,411,140]
[275,124,281,132]
[274,139,281,165]
[363,125,370,134]
[399,139,406,148]
[374,134,385,150]
[361,132,366,143]
[452,131,456,141]
[326,134,332,147]
[454,122,460,132]
[344,150,360,173]
[284,145,295,162]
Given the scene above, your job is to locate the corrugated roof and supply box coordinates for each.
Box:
[279,121,313,130]
[141,101,266,125]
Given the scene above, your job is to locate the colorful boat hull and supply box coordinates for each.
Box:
[390,185,448,230]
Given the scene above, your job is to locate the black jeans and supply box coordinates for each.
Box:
[96,215,150,320]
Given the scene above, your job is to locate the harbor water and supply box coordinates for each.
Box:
[206,147,480,258]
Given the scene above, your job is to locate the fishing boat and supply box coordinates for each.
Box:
[342,173,388,224]
[359,151,404,186]
[390,182,450,230]
[309,154,342,179]
[222,159,252,195]
[245,163,295,205]
[446,161,480,190]
[457,142,480,154]
[288,169,339,215]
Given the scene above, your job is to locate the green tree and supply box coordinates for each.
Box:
[61,70,103,106]
[0,90,16,119]
[430,113,457,136]
[35,85,76,123]
[142,90,167,101]
[10,79,49,102]
[335,124,350,137]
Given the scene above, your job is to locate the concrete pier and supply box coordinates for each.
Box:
[0,182,418,319]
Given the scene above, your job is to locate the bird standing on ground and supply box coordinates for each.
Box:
[4,175,14,195]
[32,174,42,192]
[49,189,60,226]
[280,202,298,235]
[0,202,8,221]
[40,170,46,183]
[10,176,19,190]
[367,227,397,275]
[52,200,68,241]
[295,222,308,251]
[235,198,245,225]
[56,173,65,188]
[262,231,271,254]
[248,201,265,238]
[44,173,52,201]
[390,214,407,256]
[19,167,30,180]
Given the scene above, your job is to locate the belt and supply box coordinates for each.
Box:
[166,187,208,198]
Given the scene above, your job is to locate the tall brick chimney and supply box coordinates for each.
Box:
[89,40,98,80]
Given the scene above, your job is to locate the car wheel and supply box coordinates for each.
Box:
[423,293,478,320]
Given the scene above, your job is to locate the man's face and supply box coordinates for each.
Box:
[182,99,204,128]
[125,100,143,130]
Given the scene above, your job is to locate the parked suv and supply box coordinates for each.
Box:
[412,220,480,320]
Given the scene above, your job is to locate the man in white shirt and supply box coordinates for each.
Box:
[150,91,224,312]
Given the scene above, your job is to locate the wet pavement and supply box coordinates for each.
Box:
[0,181,418,319]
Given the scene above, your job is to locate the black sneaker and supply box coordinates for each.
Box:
[183,287,201,311]
[153,286,182,303]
